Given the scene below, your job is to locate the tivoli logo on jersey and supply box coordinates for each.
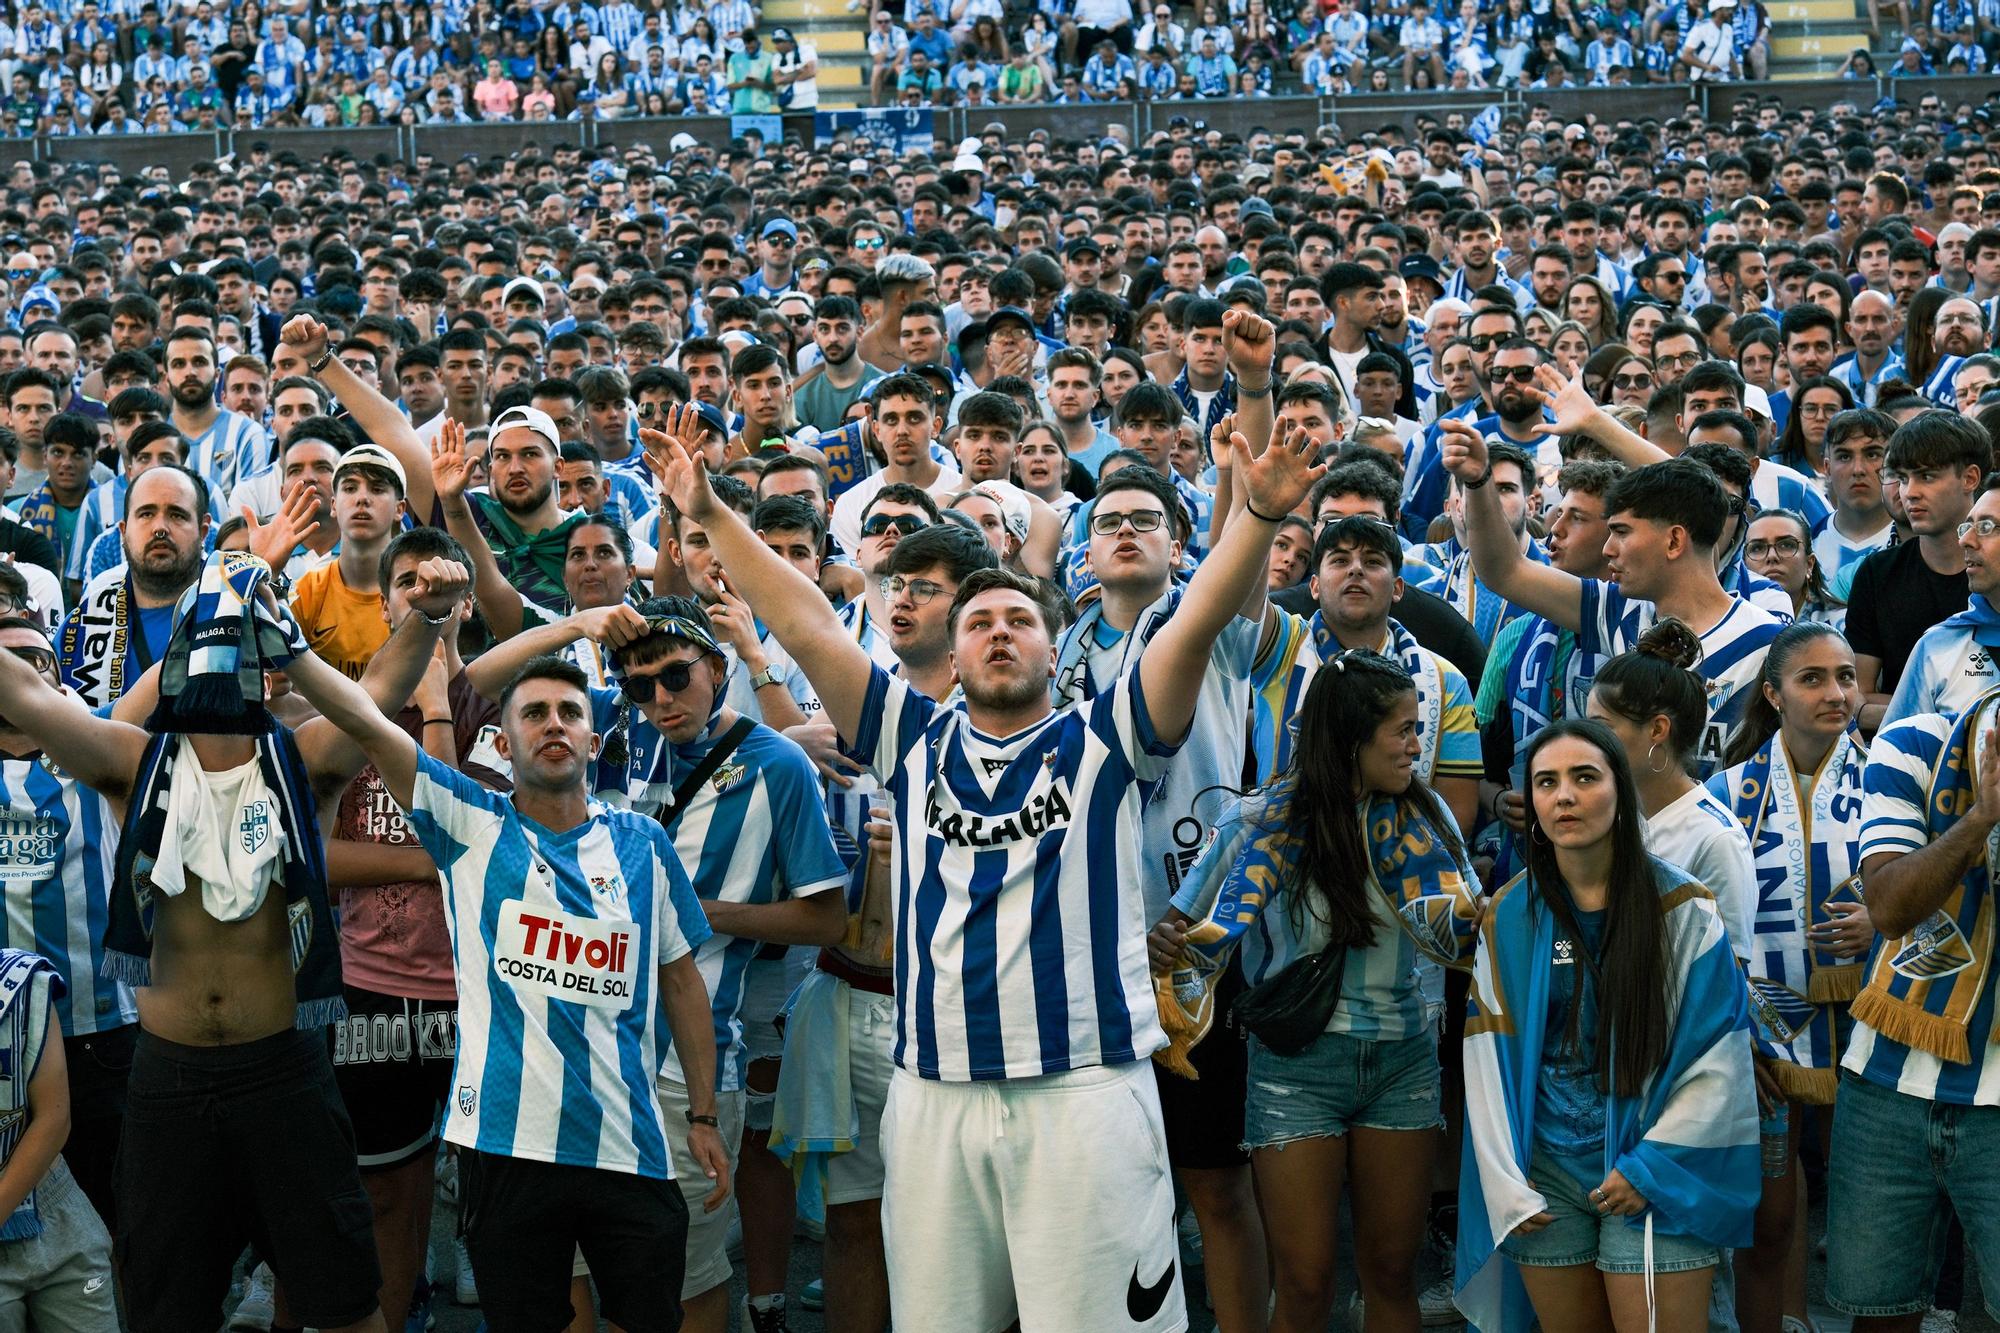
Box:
[493,900,641,1009]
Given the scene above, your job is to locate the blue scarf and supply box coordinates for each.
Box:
[0,950,59,1241]
[1939,592,2000,650]
[1455,859,1758,1332]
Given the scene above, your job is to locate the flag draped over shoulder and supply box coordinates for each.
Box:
[1454,858,1759,1333]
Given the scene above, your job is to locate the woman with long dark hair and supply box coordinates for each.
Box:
[1584,620,1755,960]
[1772,375,1853,478]
[1710,621,1872,1333]
[1154,650,1482,1333]
[1742,509,1844,628]
[1902,286,1954,401]
[1455,718,1758,1333]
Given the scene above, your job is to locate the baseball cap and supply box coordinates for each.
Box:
[1064,236,1102,259]
[501,275,545,307]
[491,405,564,452]
[1742,383,1773,420]
[1400,254,1444,285]
[965,484,1030,543]
[761,216,800,241]
[694,401,730,439]
[334,443,407,496]
[986,306,1037,336]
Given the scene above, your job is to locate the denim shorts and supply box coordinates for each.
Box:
[1827,1070,2000,1321]
[1499,1148,1721,1275]
[1242,1027,1442,1150]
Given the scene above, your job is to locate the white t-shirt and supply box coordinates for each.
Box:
[830,463,965,553]
[1643,782,1755,961]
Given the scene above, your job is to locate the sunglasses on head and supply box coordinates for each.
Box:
[619,658,699,703]
[861,512,926,539]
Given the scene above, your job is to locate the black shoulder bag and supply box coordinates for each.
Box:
[1228,945,1350,1055]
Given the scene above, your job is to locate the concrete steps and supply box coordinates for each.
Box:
[771,0,870,108]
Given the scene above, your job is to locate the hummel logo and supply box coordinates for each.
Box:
[1127,1258,1176,1323]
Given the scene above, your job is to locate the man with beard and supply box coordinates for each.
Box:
[1444,211,1528,309]
[166,326,270,517]
[793,296,881,432]
[1917,296,1990,406]
[1045,349,1120,477]
[1833,290,1905,407]
[56,464,209,708]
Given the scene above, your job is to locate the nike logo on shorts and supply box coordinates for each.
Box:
[1127,1257,1175,1322]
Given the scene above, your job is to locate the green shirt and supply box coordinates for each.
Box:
[728,48,777,113]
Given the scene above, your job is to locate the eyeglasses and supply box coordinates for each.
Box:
[881,574,948,604]
[1611,372,1654,390]
[1744,537,1803,558]
[1959,518,2000,542]
[853,236,886,251]
[1488,364,1538,383]
[1090,508,1168,535]
[1938,311,1984,327]
[3,642,54,673]
[860,512,926,539]
[619,658,701,703]
[1655,350,1703,369]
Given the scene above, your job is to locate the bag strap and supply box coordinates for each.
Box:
[662,716,756,828]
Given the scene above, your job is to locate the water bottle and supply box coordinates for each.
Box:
[1759,1102,1788,1178]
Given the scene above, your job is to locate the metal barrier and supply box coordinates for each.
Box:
[11,74,1998,171]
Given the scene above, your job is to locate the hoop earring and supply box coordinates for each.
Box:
[1647,742,1669,775]
[1530,822,1551,846]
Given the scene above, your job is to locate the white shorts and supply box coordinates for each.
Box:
[657,1074,749,1300]
[880,1061,1186,1333]
[824,984,896,1207]
[741,948,812,1132]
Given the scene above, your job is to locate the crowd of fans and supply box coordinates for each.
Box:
[2,79,2000,1333]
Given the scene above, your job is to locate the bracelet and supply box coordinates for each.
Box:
[686,1112,720,1128]
[1244,501,1286,524]
[423,717,452,727]
[421,608,454,626]
[1237,378,1273,398]
[308,350,333,375]
[1462,466,1494,491]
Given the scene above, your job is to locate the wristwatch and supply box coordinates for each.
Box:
[748,664,784,691]
[687,1111,720,1128]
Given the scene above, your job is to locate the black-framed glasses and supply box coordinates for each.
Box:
[619,658,699,703]
[1744,536,1804,558]
[1612,372,1654,390]
[860,513,926,539]
[1090,508,1168,535]
[4,644,54,673]
[881,574,947,604]
[1488,364,1538,383]
[1466,333,1508,351]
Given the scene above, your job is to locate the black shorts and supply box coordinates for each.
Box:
[458,1149,690,1333]
[116,1027,382,1332]
[330,984,460,1171]
[64,1021,136,1230]
[1156,960,1249,1171]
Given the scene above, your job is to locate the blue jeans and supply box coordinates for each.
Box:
[1827,1070,2000,1320]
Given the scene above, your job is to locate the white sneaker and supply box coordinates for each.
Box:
[230,1264,276,1331]
[1920,1311,1960,1333]
[453,1238,479,1306]
[1419,1272,1461,1326]
[1176,1207,1205,1265]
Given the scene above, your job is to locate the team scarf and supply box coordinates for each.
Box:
[151,549,310,735]
[1493,616,1580,883]
[104,718,344,1031]
[1850,686,2000,1065]
[1154,780,1479,1078]
[1712,730,1868,1102]
[1438,539,1548,646]
[56,566,146,709]
[13,481,89,584]
[1454,859,1759,1333]
[0,950,59,1240]
[1937,592,2000,650]
[1306,615,1445,776]
[1051,584,1178,709]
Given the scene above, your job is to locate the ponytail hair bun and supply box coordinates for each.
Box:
[1635,617,1703,673]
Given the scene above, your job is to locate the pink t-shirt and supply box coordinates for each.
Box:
[475,77,519,117]
[334,671,508,1000]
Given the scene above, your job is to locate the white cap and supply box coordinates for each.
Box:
[951,153,985,173]
[669,131,698,152]
[501,275,545,307]
[966,484,1030,543]
[956,136,982,156]
[1742,383,1773,419]
[334,443,408,496]
[491,405,564,452]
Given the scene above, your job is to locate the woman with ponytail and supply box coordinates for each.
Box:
[1149,650,1483,1333]
[1583,618,1757,962]
[1454,718,1758,1333]
[1708,621,1874,1333]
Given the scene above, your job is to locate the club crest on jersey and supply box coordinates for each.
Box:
[457,1084,476,1116]
[711,760,746,794]
[240,800,272,855]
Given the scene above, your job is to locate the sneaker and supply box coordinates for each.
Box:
[800,1279,825,1313]
[1347,1291,1366,1331]
[1780,1318,1821,1333]
[1177,1207,1205,1266]
[742,1295,791,1333]
[229,1264,276,1331]
[1921,1312,1960,1333]
[407,1273,437,1333]
[453,1237,480,1306]
[435,1153,459,1206]
[1419,1272,1461,1326]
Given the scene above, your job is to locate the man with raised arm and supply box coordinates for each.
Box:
[0,520,462,1333]
[270,576,731,1333]
[636,302,1324,1333]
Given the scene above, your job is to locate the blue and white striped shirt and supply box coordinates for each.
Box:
[613,713,847,1092]
[183,408,269,515]
[404,753,710,1177]
[0,758,133,1037]
[846,660,1180,1081]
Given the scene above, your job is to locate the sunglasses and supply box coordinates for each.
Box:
[853,236,886,251]
[1611,372,1654,390]
[1488,364,1538,383]
[861,512,926,539]
[765,234,795,247]
[619,658,699,703]
[1465,334,1509,351]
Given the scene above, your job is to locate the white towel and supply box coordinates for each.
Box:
[149,753,289,923]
